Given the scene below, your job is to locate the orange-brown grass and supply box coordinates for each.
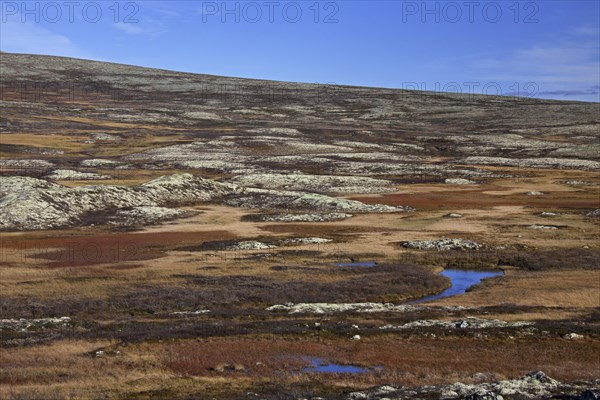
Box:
[351,187,600,210]
[160,336,600,385]
[0,340,175,399]
[2,336,598,399]
[1,230,236,268]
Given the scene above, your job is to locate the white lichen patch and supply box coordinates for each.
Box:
[45,169,112,181]
[230,173,394,194]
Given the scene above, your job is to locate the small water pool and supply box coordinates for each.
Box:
[412,269,503,304]
[303,358,381,374]
[335,261,378,268]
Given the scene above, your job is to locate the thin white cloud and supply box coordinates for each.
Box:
[157,9,182,18]
[573,24,600,37]
[0,19,93,59]
[114,18,166,35]
[475,40,599,84]
[470,27,599,101]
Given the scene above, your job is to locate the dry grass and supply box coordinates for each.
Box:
[159,336,600,385]
[0,340,175,399]
[2,336,598,399]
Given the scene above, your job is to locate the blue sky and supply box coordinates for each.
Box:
[1,1,599,102]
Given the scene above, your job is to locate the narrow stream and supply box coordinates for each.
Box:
[411,269,503,304]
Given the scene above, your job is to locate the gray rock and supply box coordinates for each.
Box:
[445,213,464,218]
[445,178,477,185]
[226,241,277,251]
[0,173,406,231]
[0,316,71,332]
[528,224,558,230]
[45,169,111,181]
[401,238,482,251]
[258,213,353,222]
[586,209,600,217]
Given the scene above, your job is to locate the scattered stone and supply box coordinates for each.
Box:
[0,316,71,332]
[564,180,599,187]
[564,332,584,340]
[539,212,560,217]
[279,237,332,245]
[226,241,277,251]
[444,213,464,218]
[170,310,210,316]
[586,209,600,217]
[528,224,559,230]
[351,334,361,341]
[401,238,482,251]
[380,317,533,330]
[526,191,545,196]
[84,133,122,143]
[445,178,476,185]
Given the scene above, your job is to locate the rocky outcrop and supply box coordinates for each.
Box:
[348,371,599,399]
[230,173,394,194]
[462,156,600,170]
[401,238,482,251]
[445,178,477,185]
[0,174,231,231]
[379,317,533,330]
[279,237,332,245]
[226,187,409,213]
[84,133,122,143]
[226,241,277,251]
[80,159,123,168]
[0,317,71,332]
[256,213,353,222]
[0,159,55,170]
[266,302,418,314]
[0,173,407,231]
[45,169,112,181]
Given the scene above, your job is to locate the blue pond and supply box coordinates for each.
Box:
[335,261,378,268]
[412,269,503,304]
[303,358,380,374]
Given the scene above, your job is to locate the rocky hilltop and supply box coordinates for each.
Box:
[1,53,598,231]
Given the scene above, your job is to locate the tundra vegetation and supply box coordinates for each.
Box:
[0,53,599,399]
